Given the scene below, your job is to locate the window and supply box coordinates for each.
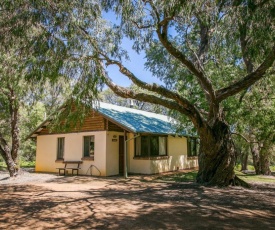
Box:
[187,138,199,157]
[135,135,167,157]
[57,137,65,160]
[83,136,95,158]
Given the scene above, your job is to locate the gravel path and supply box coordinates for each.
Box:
[1,169,275,229]
[0,169,58,185]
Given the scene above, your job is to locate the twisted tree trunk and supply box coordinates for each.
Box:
[0,134,19,177]
[0,152,18,177]
[0,88,20,177]
[196,119,238,186]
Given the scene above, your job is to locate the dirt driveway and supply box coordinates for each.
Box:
[0,171,275,230]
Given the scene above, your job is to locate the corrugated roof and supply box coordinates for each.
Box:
[96,102,185,135]
[27,101,189,138]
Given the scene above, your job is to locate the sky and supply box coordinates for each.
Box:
[102,11,164,88]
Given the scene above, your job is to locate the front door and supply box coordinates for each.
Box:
[119,136,124,175]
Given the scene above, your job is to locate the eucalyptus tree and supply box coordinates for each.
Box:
[20,79,72,163]
[0,49,26,176]
[1,0,275,185]
[0,52,70,176]
[231,76,275,175]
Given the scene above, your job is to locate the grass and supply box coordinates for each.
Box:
[235,164,275,172]
[20,161,35,168]
[154,170,275,184]
[235,171,275,183]
[270,165,275,171]
[235,164,256,171]
[0,161,35,169]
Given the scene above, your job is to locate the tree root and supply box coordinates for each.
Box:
[233,175,251,188]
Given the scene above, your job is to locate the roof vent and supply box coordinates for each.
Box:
[129,99,135,108]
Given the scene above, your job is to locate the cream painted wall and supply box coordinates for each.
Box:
[35,131,107,176]
[128,135,198,174]
[105,131,124,176]
[36,131,198,177]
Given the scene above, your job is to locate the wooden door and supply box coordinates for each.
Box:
[119,136,124,175]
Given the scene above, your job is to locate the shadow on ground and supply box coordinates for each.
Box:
[0,176,274,229]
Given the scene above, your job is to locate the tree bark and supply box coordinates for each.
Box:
[0,87,20,177]
[259,146,271,175]
[0,151,18,177]
[0,135,19,177]
[196,119,238,186]
[250,142,271,175]
[240,151,249,171]
[10,101,20,170]
[251,143,261,174]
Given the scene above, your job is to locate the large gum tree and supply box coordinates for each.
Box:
[1,0,274,185]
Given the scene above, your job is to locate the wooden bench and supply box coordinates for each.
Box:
[56,161,82,176]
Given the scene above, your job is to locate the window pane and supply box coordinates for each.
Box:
[150,136,159,156]
[135,136,141,156]
[90,136,95,156]
[57,137,64,159]
[159,137,166,156]
[83,136,90,157]
[141,136,149,156]
[191,139,196,156]
[187,138,198,157]
[83,136,95,157]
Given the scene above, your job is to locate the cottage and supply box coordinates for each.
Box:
[28,102,198,176]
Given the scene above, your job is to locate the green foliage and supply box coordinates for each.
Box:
[19,102,46,162]
[228,74,275,169]
[1,0,274,121]
[1,1,274,184]
[0,160,35,168]
[19,161,35,168]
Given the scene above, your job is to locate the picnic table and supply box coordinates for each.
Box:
[56,161,82,176]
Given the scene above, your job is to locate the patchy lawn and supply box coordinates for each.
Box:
[0,170,275,229]
[154,170,275,185]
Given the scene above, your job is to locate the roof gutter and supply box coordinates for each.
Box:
[25,119,51,140]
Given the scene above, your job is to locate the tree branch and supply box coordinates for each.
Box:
[102,71,204,129]
[231,132,258,144]
[77,19,207,128]
[152,9,216,104]
[216,45,275,102]
[104,58,205,126]
[196,14,210,64]
[132,20,153,29]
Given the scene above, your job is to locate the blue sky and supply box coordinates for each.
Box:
[105,39,163,87]
[103,11,163,87]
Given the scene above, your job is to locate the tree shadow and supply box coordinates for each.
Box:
[0,177,275,229]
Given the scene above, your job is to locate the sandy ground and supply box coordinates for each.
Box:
[0,169,275,230]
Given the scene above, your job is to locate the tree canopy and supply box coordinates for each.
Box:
[0,0,274,185]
